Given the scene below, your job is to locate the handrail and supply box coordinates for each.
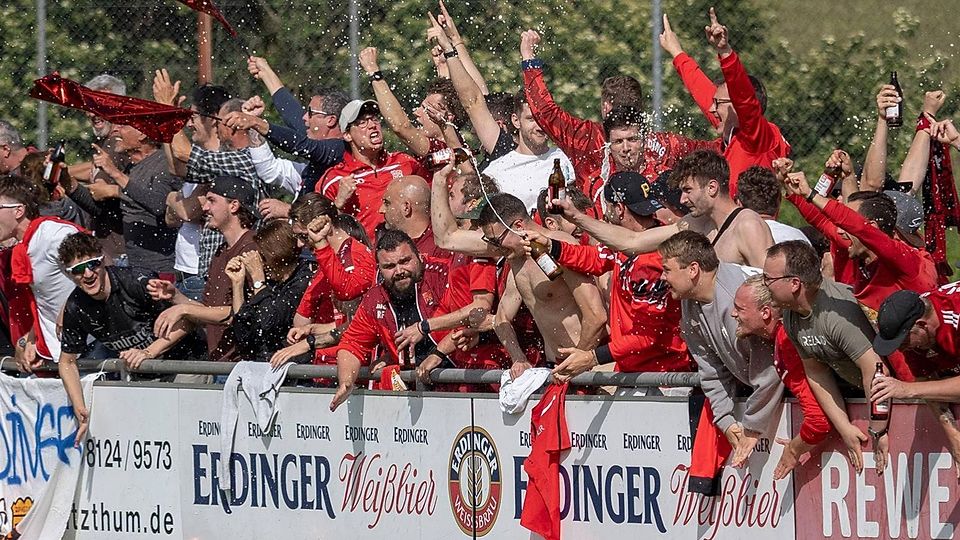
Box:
[0,357,701,388]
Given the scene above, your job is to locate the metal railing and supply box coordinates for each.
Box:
[0,357,701,388]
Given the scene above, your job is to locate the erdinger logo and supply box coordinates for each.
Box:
[448,426,501,536]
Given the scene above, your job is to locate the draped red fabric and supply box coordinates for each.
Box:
[29,73,193,143]
[175,0,238,37]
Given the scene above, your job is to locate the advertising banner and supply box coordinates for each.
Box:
[0,373,91,540]
[792,403,960,540]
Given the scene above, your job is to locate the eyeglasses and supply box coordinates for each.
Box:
[761,273,797,286]
[481,228,510,248]
[0,203,23,210]
[712,97,733,109]
[307,108,333,118]
[351,115,381,129]
[67,256,104,276]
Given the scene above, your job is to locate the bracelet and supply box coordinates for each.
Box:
[443,49,459,59]
[419,319,431,336]
[368,70,384,81]
[805,190,817,203]
[452,41,465,49]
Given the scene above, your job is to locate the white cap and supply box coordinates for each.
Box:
[498,367,552,414]
[339,99,380,132]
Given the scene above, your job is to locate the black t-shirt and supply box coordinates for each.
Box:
[478,128,518,171]
[61,266,205,359]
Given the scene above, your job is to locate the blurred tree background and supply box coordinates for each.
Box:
[1,0,958,248]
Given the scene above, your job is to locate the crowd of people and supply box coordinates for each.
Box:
[3,3,960,486]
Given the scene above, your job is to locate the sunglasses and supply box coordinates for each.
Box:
[307,108,333,118]
[481,228,510,248]
[0,203,23,210]
[67,256,104,276]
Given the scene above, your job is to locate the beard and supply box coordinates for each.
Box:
[383,266,424,302]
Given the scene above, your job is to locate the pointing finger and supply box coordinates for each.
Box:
[709,6,719,25]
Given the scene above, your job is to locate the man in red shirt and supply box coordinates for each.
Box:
[730,275,832,480]
[330,230,448,411]
[782,168,937,320]
[379,175,451,259]
[659,9,790,195]
[519,30,714,203]
[872,288,960,476]
[318,100,429,239]
[525,172,692,380]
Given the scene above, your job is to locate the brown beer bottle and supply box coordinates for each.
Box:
[427,147,472,170]
[529,239,563,280]
[870,361,890,421]
[885,71,903,128]
[547,158,566,214]
[814,163,843,198]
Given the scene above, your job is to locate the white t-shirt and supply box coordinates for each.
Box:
[765,219,811,246]
[174,183,201,274]
[482,147,575,213]
[27,220,79,360]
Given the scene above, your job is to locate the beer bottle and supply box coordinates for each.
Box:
[814,162,843,198]
[870,361,890,421]
[547,158,566,214]
[885,71,903,128]
[529,238,563,280]
[427,147,472,170]
[43,141,66,183]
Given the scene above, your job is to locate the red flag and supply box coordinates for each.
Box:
[175,0,238,37]
[521,382,570,540]
[29,73,193,143]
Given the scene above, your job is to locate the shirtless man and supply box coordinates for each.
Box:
[552,149,773,267]
[430,164,606,377]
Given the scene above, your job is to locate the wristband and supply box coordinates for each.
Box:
[520,58,544,71]
[806,190,817,203]
[443,49,459,59]
[368,71,384,81]
[419,319,431,336]
[916,112,932,133]
[868,426,888,439]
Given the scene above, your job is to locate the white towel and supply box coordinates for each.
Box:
[219,362,291,492]
[499,367,552,414]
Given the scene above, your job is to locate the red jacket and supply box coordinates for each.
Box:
[318,149,430,239]
[555,241,692,372]
[773,323,831,445]
[673,51,791,195]
[522,64,717,206]
[312,237,377,302]
[786,194,857,286]
[337,258,448,365]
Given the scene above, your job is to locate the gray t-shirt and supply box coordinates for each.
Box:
[782,279,874,387]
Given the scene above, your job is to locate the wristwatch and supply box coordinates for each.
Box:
[305,334,317,351]
[868,426,888,439]
[252,279,265,291]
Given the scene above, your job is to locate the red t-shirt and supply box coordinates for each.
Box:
[319,150,430,239]
[521,382,570,540]
[904,285,960,378]
[672,51,791,196]
[773,323,832,445]
[557,241,692,372]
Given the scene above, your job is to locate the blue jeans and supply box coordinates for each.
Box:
[176,275,206,302]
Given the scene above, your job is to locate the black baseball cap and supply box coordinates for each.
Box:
[209,175,256,211]
[650,170,689,215]
[603,171,662,217]
[873,290,926,356]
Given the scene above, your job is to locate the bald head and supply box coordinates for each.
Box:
[380,175,432,232]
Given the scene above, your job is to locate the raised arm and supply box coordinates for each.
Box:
[434,1,488,95]
[861,85,899,192]
[662,13,719,128]
[555,198,679,255]
[359,47,432,156]
[430,164,498,256]
[899,91,945,194]
[429,13,500,153]
[247,56,309,132]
